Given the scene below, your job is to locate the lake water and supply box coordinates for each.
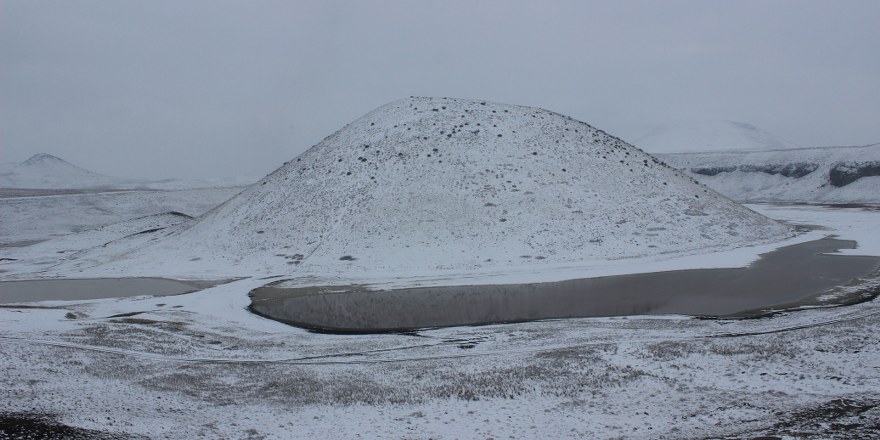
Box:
[0,278,215,303]
[249,238,880,333]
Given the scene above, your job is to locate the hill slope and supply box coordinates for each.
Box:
[63,97,791,278]
[657,143,880,203]
[0,153,137,189]
[635,121,801,154]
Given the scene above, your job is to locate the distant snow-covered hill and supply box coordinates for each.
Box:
[59,97,791,279]
[657,143,880,203]
[0,153,256,190]
[635,121,801,154]
[0,153,138,189]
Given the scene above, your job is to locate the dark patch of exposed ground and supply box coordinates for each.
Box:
[722,398,880,440]
[0,412,147,439]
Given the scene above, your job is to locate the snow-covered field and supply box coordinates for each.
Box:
[1,100,877,438]
[2,203,879,439]
[0,153,252,250]
[0,187,243,245]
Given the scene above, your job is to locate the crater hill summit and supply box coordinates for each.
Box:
[79,97,792,277]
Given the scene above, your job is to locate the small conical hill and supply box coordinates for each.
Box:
[77,97,791,277]
[0,153,129,189]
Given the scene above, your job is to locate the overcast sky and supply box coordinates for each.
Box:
[2,1,878,180]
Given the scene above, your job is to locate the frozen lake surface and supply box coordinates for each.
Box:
[250,238,880,332]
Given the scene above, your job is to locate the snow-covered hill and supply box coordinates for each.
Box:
[0,161,17,175]
[657,143,880,203]
[0,153,256,190]
[60,97,790,279]
[635,121,801,154]
[0,153,138,189]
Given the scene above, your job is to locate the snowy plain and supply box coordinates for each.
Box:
[0,187,243,245]
[2,202,880,439]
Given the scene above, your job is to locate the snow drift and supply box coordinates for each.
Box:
[62,97,791,278]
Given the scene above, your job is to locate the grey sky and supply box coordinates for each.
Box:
[2,0,878,180]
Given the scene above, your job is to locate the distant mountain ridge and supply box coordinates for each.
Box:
[635,121,801,154]
[657,143,880,203]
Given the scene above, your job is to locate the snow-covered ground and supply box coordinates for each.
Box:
[1,100,877,437]
[747,203,880,257]
[0,187,243,245]
[2,203,879,439]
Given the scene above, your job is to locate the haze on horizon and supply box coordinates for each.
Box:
[1,0,878,180]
